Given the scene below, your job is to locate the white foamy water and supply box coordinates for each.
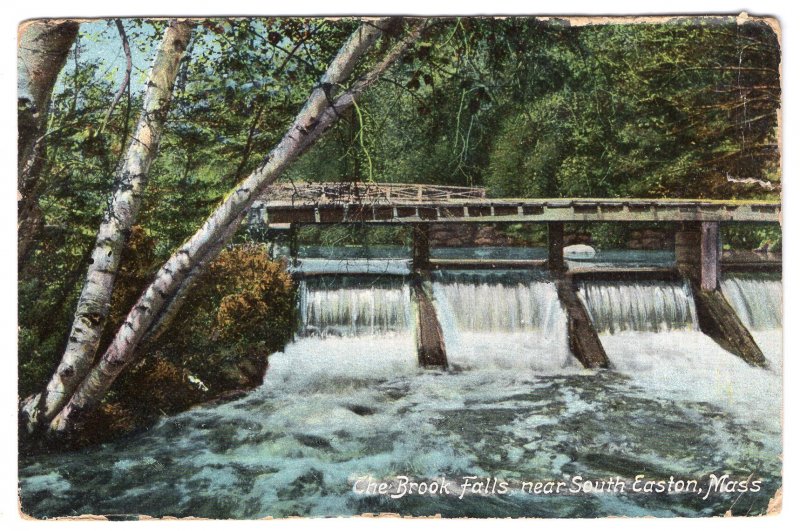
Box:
[300,281,412,336]
[582,275,782,432]
[19,270,782,519]
[598,330,782,430]
[721,274,782,330]
[432,279,576,371]
[578,280,698,333]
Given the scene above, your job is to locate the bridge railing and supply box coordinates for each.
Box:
[261,181,486,205]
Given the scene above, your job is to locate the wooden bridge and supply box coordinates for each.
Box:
[250,181,781,372]
[252,181,780,225]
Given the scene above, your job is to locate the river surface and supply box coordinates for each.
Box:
[19,248,782,519]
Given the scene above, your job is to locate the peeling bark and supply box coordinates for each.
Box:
[18,20,79,266]
[50,17,426,435]
[23,20,194,433]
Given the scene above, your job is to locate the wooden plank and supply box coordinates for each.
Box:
[567,267,680,282]
[721,261,782,272]
[412,276,448,369]
[430,259,546,270]
[262,198,780,223]
[555,277,611,369]
[688,279,768,367]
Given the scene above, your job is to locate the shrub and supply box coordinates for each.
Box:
[150,242,297,392]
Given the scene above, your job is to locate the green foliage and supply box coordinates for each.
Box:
[485,20,781,200]
[722,224,782,251]
[496,224,548,246]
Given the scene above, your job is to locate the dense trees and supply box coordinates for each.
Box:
[486,19,781,199]
[290,17,780,200]
[18,16,781,444]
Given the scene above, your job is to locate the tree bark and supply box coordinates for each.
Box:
[18,20,80,267]
[49,17,425,435]
[22,20,194,433]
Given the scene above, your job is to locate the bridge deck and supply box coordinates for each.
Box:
[253,182,781,224]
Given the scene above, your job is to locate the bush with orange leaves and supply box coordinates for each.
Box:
[150,242,297,392]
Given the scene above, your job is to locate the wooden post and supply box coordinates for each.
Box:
[675,222,720,291]
[288,223,299,267]
[676,222,766,366]
[411,274,448,369]
[555,277,611,369]
[700,221,720,291]
[689,279,767,367]
[412,224,431,271]
[548,222,565,272]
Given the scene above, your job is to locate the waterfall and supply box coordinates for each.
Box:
[299,280,412,337]
[721,273,782,330]
[434,281,563,333]
[432,271,574,371]
[578,280,698,334]
[276,278,418,388]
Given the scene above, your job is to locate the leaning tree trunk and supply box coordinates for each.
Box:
[49,17,426,435]
[18,20,80,266]
[21,19,194,433]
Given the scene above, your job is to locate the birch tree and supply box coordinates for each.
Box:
[48,17,426,435]
[22,19,194,433]
[18,20,80,265]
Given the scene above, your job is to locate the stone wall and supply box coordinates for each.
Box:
[428,224,519,247]
[427,223,671,250]
[626,228,674,250]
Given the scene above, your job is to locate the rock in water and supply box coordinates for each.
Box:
[564,244,596,260]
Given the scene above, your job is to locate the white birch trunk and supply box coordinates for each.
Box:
[50,18,425,435]
[22,20,194,432]
[18,20,80,264]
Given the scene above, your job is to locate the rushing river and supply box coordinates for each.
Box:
[19,250,782,519]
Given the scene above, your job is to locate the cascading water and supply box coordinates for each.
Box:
[281,277,419,388]
[721,273,782,330]
[576,277,782,437]
[299,279,412,336]
[578,280,698,334]
[18,253,783,519]
[432,271,574,371]
[720,272,782,362]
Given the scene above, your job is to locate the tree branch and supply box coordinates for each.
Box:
[98,20,132,135]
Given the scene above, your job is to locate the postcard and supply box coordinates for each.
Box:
[17,13,782,519]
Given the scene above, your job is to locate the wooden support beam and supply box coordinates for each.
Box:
[288,223,299,267]
[555,277,610,369]
[566,267,680,283]
[260,190,781,224]
[700,221,720,291]
[412,224,431,270]
[721,261,782,273]
[548,222,565,272]
[676,222,721,291]
[687,278,768,367]
[430,259,546,270]
[411,274,448,368]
